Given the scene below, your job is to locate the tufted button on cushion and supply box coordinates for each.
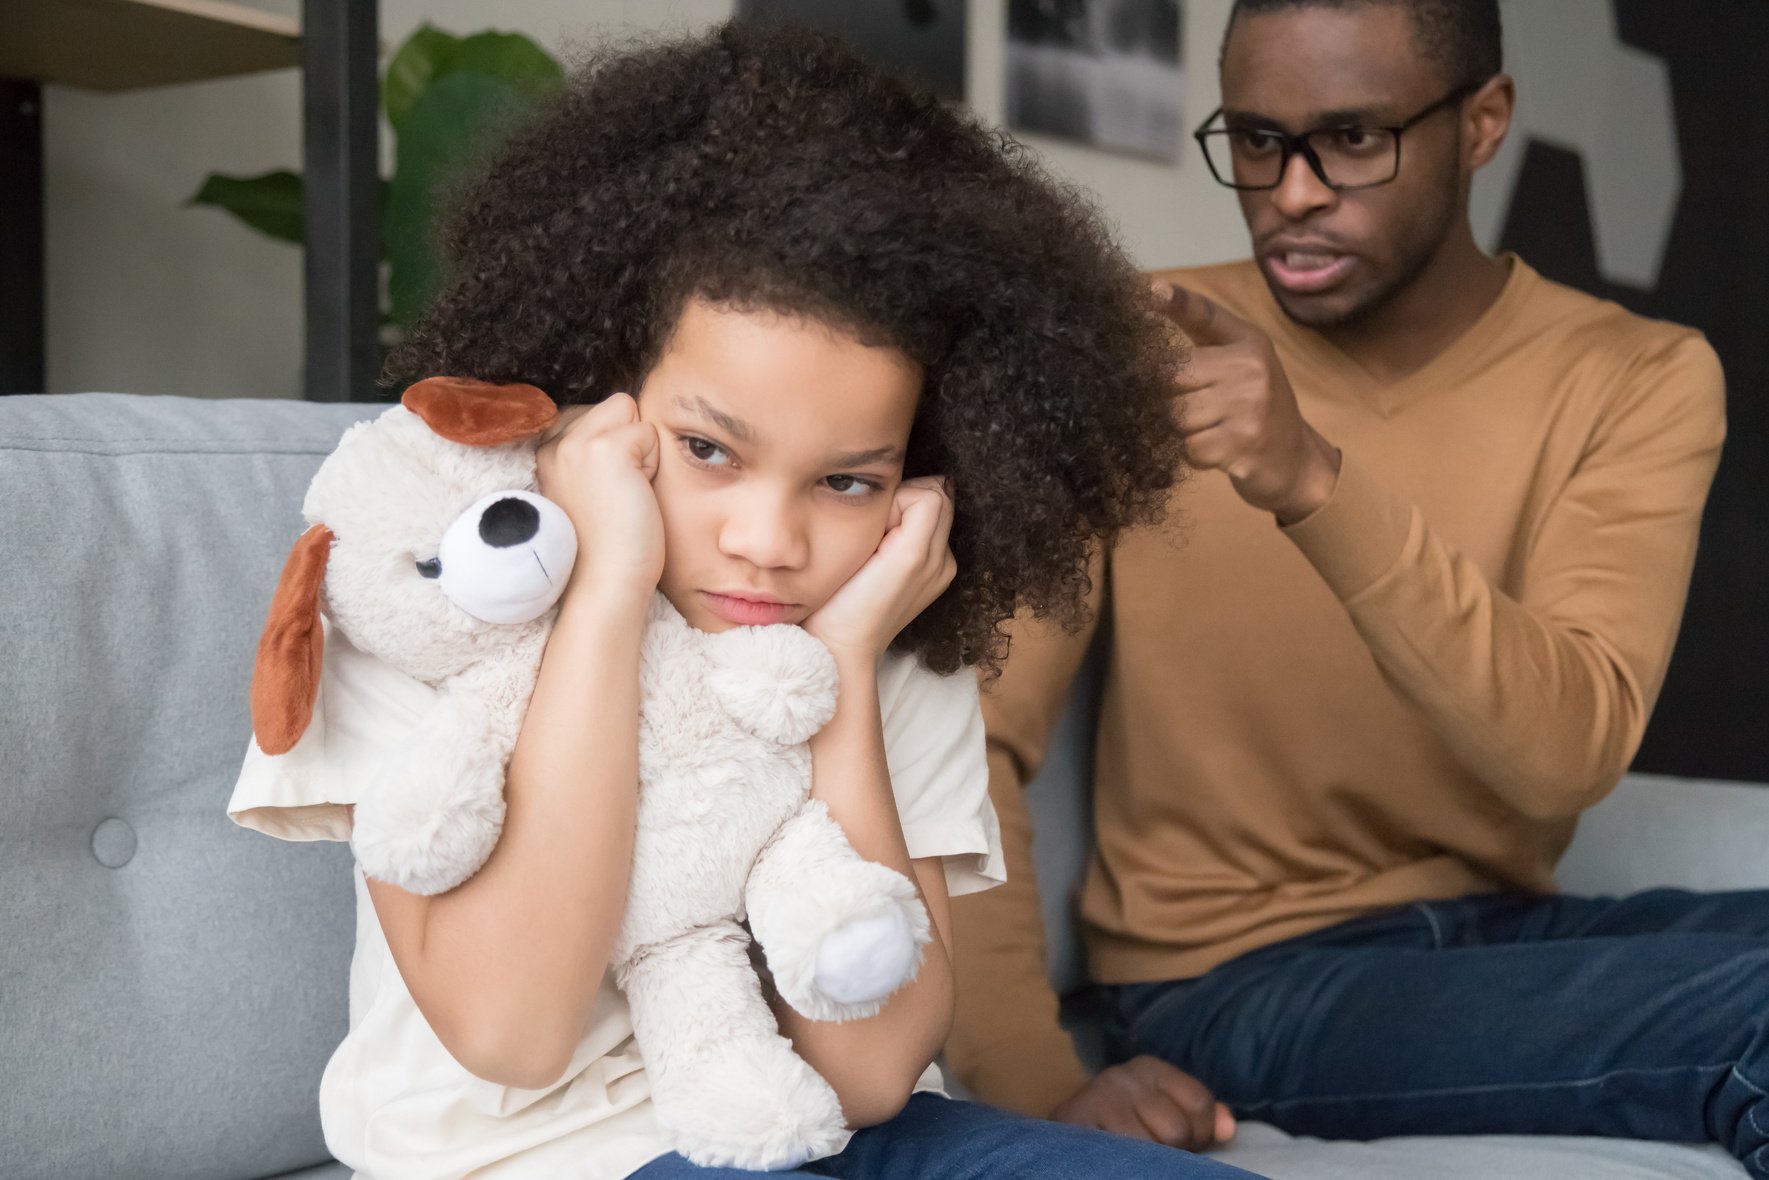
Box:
[90,818,137,868]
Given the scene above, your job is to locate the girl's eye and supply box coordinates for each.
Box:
[824,474,880,498]
[682,437,731,467]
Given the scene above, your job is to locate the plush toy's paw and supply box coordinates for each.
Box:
[758,869,931,1023]
[703,624,838,746]
[351,776,504,895]
[655,1035,848,1171]
[745,802,933,1022]
[814,904,920,1007]
[349,720,506,895]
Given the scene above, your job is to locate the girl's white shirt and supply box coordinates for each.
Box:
[229,621,1005,1180]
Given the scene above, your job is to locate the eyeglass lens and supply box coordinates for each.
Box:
[1205,127,1401,189]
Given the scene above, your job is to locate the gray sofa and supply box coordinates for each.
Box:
[0,392,1753,1179]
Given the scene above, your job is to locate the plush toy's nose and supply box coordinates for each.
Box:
[479,497,541,548]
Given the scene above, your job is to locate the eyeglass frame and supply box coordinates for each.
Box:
[1192,80,1487,192]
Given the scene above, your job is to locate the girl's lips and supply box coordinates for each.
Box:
[701,591,794,626]
[1264,249,1357,295]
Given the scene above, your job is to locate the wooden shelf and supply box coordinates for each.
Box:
[1,0,301,92]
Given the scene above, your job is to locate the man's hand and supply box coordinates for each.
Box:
[1049,1056,1237,1152]
[1153,280,1342,525]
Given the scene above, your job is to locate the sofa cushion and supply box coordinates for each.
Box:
[0,394,380,1180]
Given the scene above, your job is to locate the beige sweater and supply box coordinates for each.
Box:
[947,256,1727,1117]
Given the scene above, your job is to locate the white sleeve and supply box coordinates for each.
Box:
[227,621,438,842]
[878,654,1005,898]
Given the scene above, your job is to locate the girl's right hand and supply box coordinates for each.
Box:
[535,393,664,597]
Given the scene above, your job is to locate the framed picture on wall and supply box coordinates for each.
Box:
[1005,0,1184,162]
[735,0,967,102]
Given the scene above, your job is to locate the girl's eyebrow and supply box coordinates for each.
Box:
[673,394,754,443]
[830,445,903,468]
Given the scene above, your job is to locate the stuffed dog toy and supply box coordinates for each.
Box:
[250,376,931,1170]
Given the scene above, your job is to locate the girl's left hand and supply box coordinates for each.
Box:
[803,476,956,666]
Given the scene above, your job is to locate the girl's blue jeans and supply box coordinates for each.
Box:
[1101,888,1769,1178]
[629,1091,1261,1178]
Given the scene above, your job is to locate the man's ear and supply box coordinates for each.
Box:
[251,525,333,755]
[1466,73,1516,173]
[402,376,559,446]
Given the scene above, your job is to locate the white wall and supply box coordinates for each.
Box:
[41,0,1246,399]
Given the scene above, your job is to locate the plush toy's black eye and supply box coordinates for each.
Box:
[415,557,442,579]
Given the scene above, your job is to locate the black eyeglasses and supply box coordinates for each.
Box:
[1193,82,1483,191]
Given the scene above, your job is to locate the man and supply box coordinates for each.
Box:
[948,0,1748,1165]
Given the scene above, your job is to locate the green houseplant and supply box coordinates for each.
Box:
[192,24,563,335]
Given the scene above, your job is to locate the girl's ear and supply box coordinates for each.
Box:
[402,376,559,446]
[251,525,333,755]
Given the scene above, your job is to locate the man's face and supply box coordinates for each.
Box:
[1220,5,1468,328]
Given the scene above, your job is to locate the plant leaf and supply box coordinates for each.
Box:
[384,73,526,328]
[383,23,459,132]
[188,170,305,245]
[444,31,564,102]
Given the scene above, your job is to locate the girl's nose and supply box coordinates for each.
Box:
[717,487,809,571]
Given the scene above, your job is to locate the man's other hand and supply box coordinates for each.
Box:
[1049,1055,1238,1151]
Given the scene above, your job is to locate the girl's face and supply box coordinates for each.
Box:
[636,298,922,633]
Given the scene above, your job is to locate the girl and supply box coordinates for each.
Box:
[230,20,1259,1180]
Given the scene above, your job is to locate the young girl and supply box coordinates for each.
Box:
[230,20,1259,1180]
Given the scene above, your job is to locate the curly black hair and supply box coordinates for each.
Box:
[385,19,1185,674]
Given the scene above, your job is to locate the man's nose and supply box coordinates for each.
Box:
[718,488,809,570]
[1270,150,1337,220]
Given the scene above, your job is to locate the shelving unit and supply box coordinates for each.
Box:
[0,0,378,401]
[1,0,300,91]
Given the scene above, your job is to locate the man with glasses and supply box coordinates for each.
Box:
[949,0,1747,1167]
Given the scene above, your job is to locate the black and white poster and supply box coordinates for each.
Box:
[736,0,968,102]
[1005,0,1184,161]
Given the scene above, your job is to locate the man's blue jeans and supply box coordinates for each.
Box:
[630,1092,1261,1178]
[1102,889,1769,1177]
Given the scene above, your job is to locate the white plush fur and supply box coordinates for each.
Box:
[616,596,933,1168]
[283,402,932,1169]
[302,406,560,895]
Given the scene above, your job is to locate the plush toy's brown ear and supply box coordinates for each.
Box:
[402,376,558,446]
[251,525,333,755]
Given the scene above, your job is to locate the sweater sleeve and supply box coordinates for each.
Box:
[1281,333,1727,820]
[945,557,1103,1116]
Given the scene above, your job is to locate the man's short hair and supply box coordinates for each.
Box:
[1225,0,1503,90]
